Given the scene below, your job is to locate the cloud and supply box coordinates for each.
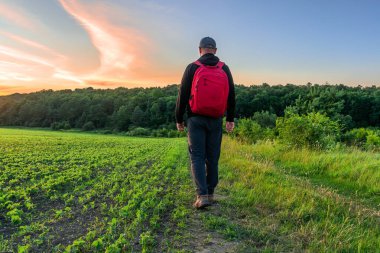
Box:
[0,45,53,68]
[0,27,89,86]
[59,0,151,81]
[53,70,83,84]
[0,70,34,82]
[85,80,125,87]
[0,31,66,60]
[0,3,42,31]
[0,44,52,83]
[84,79,162,88]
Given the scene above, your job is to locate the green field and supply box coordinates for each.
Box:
[1,128,379,252]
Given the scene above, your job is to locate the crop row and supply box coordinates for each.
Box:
[0,128,190,252]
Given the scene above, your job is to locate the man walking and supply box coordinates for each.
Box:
[175,37,236,209]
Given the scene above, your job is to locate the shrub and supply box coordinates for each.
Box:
[127,127,150,136]
[51,121,71,130]
[235,118,275,144]
[366,131,380,149]
[276,111,340,149]
[152,128,169,137]
[343,128,380,149]
[144,128,187,138]
[62,121,71,130]
[82,121,95,131]
[252,111,277,128]
[342,128,368,147]
[51,122,60,130]
[167,129,179,138]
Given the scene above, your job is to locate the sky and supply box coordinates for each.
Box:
[0,0,380,95]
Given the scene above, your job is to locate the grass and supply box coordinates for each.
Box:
[202,137,380,252]
[1,128,379,252]
[244,141,380,207]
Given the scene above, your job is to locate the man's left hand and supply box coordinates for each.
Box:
[177,122,185,132]
[226,121,234,133]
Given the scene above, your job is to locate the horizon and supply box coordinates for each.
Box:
[2,81,379,97]
[1,0,380,95]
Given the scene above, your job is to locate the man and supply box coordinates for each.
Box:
[175,37,236,209]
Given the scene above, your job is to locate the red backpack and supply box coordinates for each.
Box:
[189,60,229,118]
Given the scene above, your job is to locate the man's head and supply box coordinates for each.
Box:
[199,37,217,56]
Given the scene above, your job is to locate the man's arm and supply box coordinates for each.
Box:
[223,64,236,123]
[175,64,193,126]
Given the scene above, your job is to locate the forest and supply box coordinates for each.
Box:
[0,83,379,133]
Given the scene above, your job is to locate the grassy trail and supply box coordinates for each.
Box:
[194,137,380,252]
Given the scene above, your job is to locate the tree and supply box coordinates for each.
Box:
[112,105,132,131]
[131,106,145,126]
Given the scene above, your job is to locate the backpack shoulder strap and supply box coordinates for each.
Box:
[194,60,203,66]
[194,60,224,68]
[216,61,224,68]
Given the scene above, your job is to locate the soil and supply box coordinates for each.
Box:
[184,194,242,253]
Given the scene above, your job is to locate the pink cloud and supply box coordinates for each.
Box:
[0,45,52,67]
[84,79,162,88]
[0,31,66,60]
[0,43,84,86]
[0,45,53,78]
[59,0,152,81]
[0,33,95,93]
[85,80,126,87]
[0,3,41,31]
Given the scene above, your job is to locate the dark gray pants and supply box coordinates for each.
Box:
[187,116,223,196]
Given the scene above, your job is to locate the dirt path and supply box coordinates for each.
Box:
[183,194,244,253]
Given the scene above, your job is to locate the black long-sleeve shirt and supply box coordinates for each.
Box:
[175,53,236,123]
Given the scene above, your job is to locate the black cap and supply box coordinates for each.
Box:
[199,37,216,49]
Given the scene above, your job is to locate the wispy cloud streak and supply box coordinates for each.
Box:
[0,42,83,85]
[59,0,150,82]
[0,31,66,60]
[0,3,41,31]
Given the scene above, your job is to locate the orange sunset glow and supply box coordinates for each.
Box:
[0,0,185,95]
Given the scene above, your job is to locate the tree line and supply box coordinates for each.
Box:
[0,83,379,132]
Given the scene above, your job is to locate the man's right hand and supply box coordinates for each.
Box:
[176,122,185,132]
